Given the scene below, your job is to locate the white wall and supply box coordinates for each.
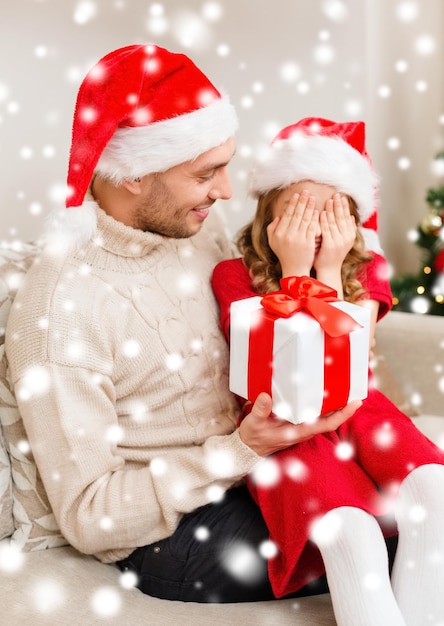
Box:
[0,0,443,276]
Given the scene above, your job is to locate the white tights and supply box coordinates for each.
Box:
[310,464,444,626]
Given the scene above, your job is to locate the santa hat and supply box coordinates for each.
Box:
[45,44,237,250]
[67,43,237,208]
[250,117,381,252]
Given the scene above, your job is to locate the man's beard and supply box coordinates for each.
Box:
[132,174,201,238]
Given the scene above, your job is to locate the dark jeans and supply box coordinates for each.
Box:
[117,486,328,603]
[117,485,398,603]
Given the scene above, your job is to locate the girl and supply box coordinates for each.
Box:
[212,118,444,626]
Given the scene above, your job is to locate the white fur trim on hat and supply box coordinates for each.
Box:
[96,96,238,184]
[360,227,383,254]
[250,133,379,225]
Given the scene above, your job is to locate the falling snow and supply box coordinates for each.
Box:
[221,542,265,585]
[90,586,122,618]
[1,0,444,621]
[0,0,441,252]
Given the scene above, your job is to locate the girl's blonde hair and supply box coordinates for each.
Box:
[237,188,372,303]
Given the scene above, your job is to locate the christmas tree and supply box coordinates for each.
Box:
[390,152,444,316]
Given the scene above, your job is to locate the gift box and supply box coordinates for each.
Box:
[229,276,370,424]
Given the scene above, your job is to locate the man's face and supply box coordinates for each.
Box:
[132,137,235,238]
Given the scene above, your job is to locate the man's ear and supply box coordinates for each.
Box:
[121,177,143,195]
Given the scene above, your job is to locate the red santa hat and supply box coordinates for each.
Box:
[250,117,381,252]
[66,44,237,209]
[46,44,237,250]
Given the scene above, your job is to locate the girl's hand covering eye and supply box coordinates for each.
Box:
[313,193,356,274]
[267,191,319,278]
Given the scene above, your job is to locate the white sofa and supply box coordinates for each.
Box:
[0,242,443,626]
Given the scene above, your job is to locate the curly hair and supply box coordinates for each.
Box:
[236,188,373,303]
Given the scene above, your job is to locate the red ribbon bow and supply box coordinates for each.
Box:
[260,276,362,337]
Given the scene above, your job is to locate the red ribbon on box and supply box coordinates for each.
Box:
[247,276,363,417]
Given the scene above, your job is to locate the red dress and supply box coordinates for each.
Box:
[212,254,444,598]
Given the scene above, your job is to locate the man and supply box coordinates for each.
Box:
[5,44,357,602]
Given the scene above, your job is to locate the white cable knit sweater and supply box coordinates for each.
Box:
[5,204,261,563]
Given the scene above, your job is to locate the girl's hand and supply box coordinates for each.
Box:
[314,193,356,284]
[267,191,318,278]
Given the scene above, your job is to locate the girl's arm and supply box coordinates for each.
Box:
[212,258,256,340]
[357,251,393,348]
[359,251,393,321]
[356,298,380,349]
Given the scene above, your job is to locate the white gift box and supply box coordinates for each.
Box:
[229,295,370,424]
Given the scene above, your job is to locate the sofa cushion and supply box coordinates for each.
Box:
[0,241,39,341]
[0,242,67,551]
[371,347,418,417]
[0,542,336,625]
[375,311,444,416]
[0,421,13,540]
[412,414,444,448]
[0,346,67,550]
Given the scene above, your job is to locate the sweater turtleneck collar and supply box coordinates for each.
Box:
[95,205,167,258]
[44,191,174,259]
